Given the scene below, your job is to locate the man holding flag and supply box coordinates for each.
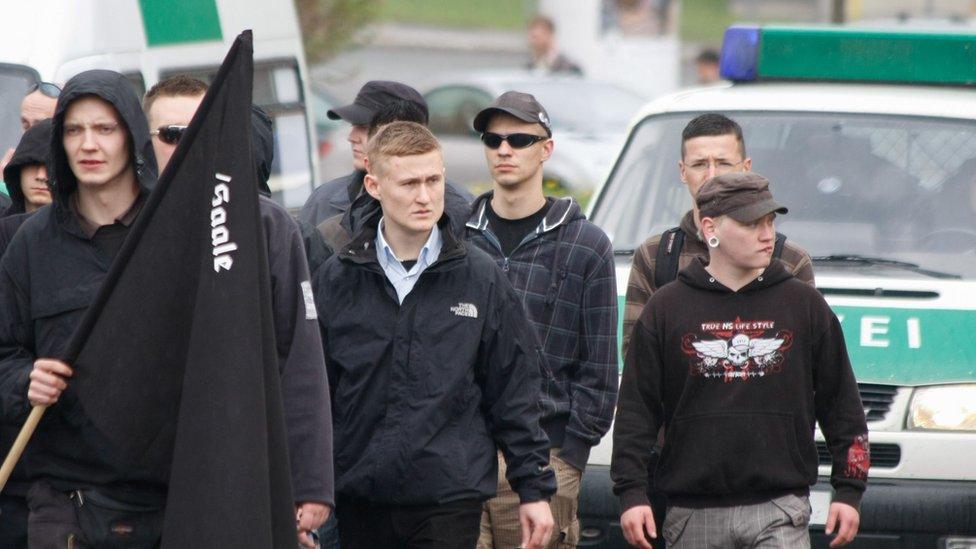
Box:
[0,66,164,546]
[0,33,305,547]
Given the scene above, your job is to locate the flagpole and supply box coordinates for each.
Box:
[0,405,47,492]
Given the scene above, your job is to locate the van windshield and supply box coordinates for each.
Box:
[592,112,976,279]
[0,65,37,159]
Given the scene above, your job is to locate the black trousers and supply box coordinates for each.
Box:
[336,495,482,549]
[0,493,29,549]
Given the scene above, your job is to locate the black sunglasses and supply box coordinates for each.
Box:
[27,81,61,99]
[151,125,188,145]
[481,132,548,149]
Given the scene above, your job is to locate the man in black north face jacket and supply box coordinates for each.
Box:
[313,121,556,549]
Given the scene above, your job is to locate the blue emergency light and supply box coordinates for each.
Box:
[719,25,976,86]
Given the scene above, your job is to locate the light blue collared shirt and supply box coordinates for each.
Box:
[376,219,442,304]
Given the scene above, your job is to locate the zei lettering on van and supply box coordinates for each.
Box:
[211,173,237,272]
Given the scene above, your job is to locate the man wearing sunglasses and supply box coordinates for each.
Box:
[141,75,334,548]
[143,75,207,171]
[467,92,618,549]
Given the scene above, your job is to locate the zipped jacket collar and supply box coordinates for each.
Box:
[339,211,467,272]
[466,191,579,236]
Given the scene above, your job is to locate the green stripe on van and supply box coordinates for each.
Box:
[834,306,976,386]
[140,0,222,46]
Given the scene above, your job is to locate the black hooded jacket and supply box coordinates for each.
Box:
[2,119,53,218]
[0,70,162,495]
[0,120,54,258]
[314,213,557,505]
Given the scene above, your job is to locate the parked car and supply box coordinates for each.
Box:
[423,71,646,197]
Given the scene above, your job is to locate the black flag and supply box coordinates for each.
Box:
[66,31,297,546]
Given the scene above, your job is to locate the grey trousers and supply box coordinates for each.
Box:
[663,494,812,549]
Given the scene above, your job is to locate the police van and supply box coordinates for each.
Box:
[580,25,976,548]
[0,0,318,210]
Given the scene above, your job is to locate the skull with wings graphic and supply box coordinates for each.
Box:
[689,333,786,379]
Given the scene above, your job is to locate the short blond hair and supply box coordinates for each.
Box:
[366,121,441,174]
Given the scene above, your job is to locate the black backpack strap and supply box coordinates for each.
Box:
[773,232,787,260]
[653,227,685,290]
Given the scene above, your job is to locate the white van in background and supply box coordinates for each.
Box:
[0,0,318,210]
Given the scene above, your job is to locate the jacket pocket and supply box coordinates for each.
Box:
[30,282,101,349]
[31,282,100,320]
[657,411,812,496]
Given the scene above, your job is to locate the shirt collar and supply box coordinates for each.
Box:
[70,189,147,239]
[375,218,442,273]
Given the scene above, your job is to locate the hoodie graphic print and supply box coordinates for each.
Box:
[684,318,793,382]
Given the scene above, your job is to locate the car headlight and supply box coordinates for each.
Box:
[907,384,976,431]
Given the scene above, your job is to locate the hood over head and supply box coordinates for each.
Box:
[49,70,157,212]
[3,118,53,213]
[678,256,793,294]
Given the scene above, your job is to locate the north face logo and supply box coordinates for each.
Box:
[451,302,478,319]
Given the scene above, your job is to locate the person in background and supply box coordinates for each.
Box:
[0,119,54,258]
[305,99,473,273]
[527,15,583,76]
[2,119,53,218]
[0,115,55,549]
[300,81,472,229]
[694,49,722,85]
[1,82,59,202]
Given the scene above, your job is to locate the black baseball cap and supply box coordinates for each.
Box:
[473,91,552,136]
[327,81,428,126]
[696,172,788,222]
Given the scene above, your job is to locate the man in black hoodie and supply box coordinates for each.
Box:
[0,118,54,548]
[612,173,867,548]
[0,70,161,546]
[314,121,556,549]
[143,75,334,547]
[0,119,54,256]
